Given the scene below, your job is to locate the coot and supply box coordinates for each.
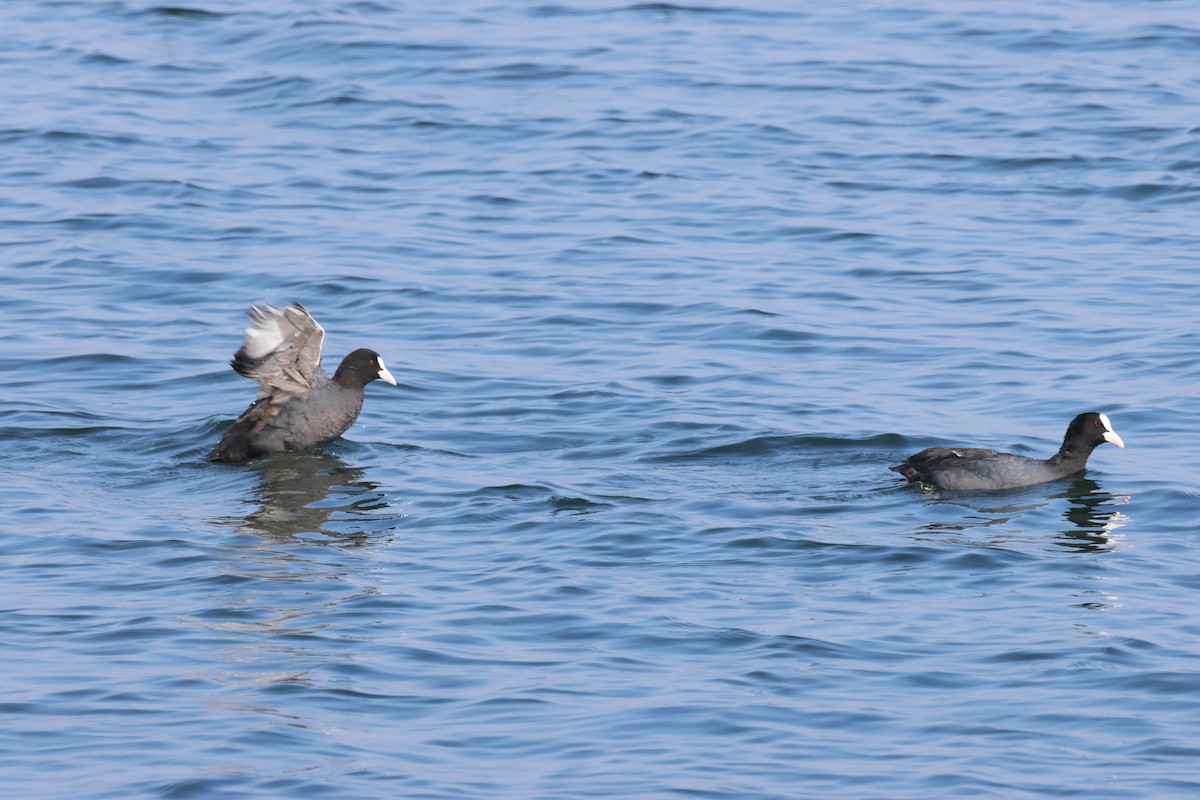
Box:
[208,303,396,462]
[891,412,1124,491]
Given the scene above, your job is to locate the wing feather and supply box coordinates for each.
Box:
[229,303,326,403]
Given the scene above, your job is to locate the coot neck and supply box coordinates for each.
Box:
[1049,438,1094,471]
[332,364,368,390]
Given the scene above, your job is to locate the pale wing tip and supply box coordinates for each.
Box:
[240,303,289,359]
[235,301,324,362]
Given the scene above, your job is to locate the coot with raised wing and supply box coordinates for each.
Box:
[891,412,1124,491]
[208,303,396,462]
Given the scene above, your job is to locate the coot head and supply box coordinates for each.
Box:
[333,348,397,389]
[1067,412,1124,451]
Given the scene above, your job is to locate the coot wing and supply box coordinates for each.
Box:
[230,303,326,403]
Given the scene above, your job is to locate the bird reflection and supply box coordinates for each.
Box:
[238,452,390,543]
[200,453,393,696]
[911,475,1130,552]
[1054,476,1130,553]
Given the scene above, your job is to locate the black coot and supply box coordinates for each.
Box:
[891,412,1124,491]
[208,303,397,462]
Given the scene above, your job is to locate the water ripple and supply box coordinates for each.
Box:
[1,0,1199,798]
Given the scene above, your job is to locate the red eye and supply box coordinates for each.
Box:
[1092,421,1099,426]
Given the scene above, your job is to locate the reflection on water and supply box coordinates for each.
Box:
[913,475,1131,552]
[1055,477,1131,553]
[198,454,397,694]
[240,452,393,543]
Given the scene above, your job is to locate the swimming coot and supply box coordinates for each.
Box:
[891,412,1124,491]
[208,303,396,462]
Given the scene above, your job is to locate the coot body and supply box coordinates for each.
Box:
[891,412,1124,491]
[209,303,396,462]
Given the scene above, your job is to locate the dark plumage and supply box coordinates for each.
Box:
[208,303,396,462]
[891,412,1124,491]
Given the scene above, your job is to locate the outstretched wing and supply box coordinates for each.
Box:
[229,303,326,402]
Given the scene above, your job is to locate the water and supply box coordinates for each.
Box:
[2,1,1200,797]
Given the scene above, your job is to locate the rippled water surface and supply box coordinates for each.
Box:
[3,1,1200,797]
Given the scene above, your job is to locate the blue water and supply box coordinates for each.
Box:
[3,1,1200,797]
